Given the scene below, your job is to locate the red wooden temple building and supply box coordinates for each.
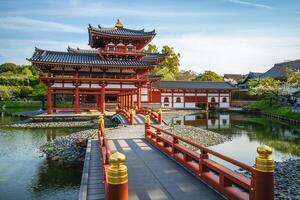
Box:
[28,19,235,114]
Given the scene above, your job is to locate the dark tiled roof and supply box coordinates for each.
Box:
[240,72,263,84]
[67,46,166,60]
[153,81,236,90]
[88,25,155,37]
[143,53,166,59]
[28,48,156,67]
[223,74,243,80]
[260,59,300,79]
[67,46,97,54]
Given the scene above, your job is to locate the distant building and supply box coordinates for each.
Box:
[223,74,244,85]
[238,72,262,88]
[260,59,300,81]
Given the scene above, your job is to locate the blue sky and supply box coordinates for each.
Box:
[0,0,300,74]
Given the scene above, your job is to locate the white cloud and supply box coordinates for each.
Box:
[226,0,272,9]
[0,39,88,64]
[155,34,300,75]
[0,16,84,33]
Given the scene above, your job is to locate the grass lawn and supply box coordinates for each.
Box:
[0,101,42,109]
[247,101,300,120]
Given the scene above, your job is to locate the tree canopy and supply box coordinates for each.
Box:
[174,70,198,81]
[285,68,300,87]
[145,44,180,80]
[192,70,223,81]
[249,78,282,106]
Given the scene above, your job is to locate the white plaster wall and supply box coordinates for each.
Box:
[107,84,120,88]
[208,96,219,102]
[174,102,184,108]
[133,95,137,102]
[220,103,230,108]
[197,93,207,96]
[122,84,136,89]
[141,95,148,102]
[184,115,196,121]
[185,103,196,108]
[52,83,62,87]
[91,84,101,88]
[185,93,195,96]
[208,93,219,97]
[64,83,74,88]
[141,88,148,94]
[220,93,229,97]
[79,83,90,88]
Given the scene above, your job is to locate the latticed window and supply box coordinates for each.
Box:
[176,97,181,103]
[211,97,216,103]
[222,97,227,103]
[164,97,169,103]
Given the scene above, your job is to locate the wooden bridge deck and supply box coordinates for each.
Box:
[106,125,223,200]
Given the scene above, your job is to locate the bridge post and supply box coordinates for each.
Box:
[107,152,128,200]
[254,145,274,200]
[145,115,150,134]
[129,108,135,126]
[158,108,162,125]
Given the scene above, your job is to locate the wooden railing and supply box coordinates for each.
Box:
[145,124,270,200]
[116,108,133,125]
[137,107,162,124]
[97,118,111,192]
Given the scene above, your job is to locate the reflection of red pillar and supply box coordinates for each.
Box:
[171,90,174,108]
[206,91,209,110]
[137,86,141,110]
[130,94,133,109]
[47,85,52,114]
[101,84,105,113]
[75,85,80,113]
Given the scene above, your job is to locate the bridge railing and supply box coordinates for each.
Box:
[98,116,128,200]
[145,122,274,200]
[97,116,111,192]
[137,107,162,124]
[116,108,134,125]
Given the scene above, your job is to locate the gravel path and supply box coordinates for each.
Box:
[9,121,95,128]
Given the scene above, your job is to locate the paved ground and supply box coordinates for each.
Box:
[106,126,223,200]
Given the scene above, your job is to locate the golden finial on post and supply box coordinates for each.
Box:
[107,152,128,200]
[98,115,104,126]
[108,152,128,184]
[255,145,274,172]
[158,108,162,114]
[145,115,150,125]
[253,145,275,200]
[115,19,123,28]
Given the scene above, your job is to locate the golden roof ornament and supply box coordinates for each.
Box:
[115,19,123,28]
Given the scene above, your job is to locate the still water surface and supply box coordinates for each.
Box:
[172,112,300,169]
[0,112,299,199]
[0,114,83,200]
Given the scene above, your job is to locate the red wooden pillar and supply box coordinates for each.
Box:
[130,93,134,109]
[149,83,152,103]
[75,85,80,113]
[206,91,209,110]
[183,89,186,108]
[47,85,53,114]
[137,85,141,110]
[101,84,105,113]
[218,91,220,109]
[171,90,174,108]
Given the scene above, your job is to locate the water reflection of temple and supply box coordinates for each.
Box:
[172,113,231,130]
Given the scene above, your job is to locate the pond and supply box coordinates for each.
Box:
[0,113,84,200]
[172,112,300,169]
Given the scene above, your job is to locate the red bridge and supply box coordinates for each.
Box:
[79,111,275,200]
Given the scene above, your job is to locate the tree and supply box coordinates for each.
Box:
[249,78,282,106]
[175,70,198,80]
[193,70,223,81]
[31,83,47,99]
[286,68,300,86]
[144,44,159,53]
[145,44,180,80]
[0,63,19,73]
[21,66,33,77]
